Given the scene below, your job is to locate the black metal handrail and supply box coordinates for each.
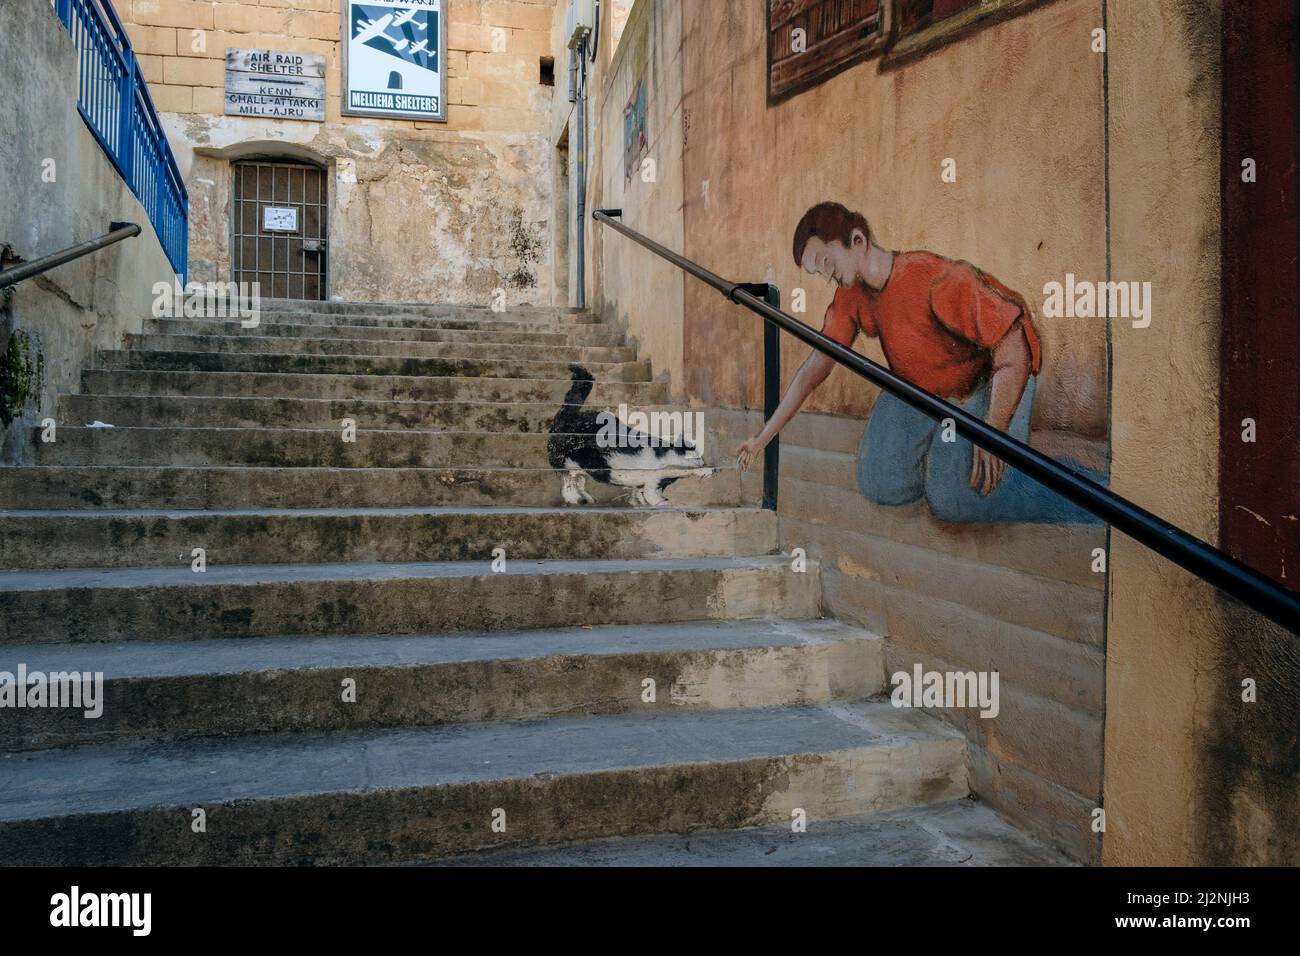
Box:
[592,208,1300,636]
[0,222,141,290]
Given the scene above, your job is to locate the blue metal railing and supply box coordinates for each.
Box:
[50,0,188,279]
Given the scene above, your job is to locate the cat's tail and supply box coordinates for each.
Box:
[562,365,595,407]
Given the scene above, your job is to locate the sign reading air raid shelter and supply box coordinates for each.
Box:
[342,0,447,122]
[225,49,326,121]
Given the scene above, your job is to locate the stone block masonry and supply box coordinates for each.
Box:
[116,1,564,305]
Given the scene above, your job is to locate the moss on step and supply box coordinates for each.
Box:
[0,329,43,427]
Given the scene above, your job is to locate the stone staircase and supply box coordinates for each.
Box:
[0,299,1066,866]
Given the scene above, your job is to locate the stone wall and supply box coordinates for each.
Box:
[119,0,561,305]
[1,0,178,465]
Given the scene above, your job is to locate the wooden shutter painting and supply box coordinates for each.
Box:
[895,0,983,35]
[768,0,886,103]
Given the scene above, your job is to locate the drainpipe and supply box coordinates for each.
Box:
[573,35,588,309]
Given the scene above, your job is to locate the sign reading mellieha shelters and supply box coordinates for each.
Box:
[342,0,447,122]
[224,49,326,122]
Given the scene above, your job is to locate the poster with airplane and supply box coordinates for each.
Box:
[342,0,446,121]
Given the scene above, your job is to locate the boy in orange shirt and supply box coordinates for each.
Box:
[737,201,1101,524]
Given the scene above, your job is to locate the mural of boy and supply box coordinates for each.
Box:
[737,201,1103,524]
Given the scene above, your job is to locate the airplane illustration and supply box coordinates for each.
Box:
[409,39,431,55]
[355,14,394,42]
[356,15,410,51]
[392,8,426,29]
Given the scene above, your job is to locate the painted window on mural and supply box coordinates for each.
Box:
[769,0,1050,101]
[890,0,1052,58]
[894,0,982,35]
[767,0,886,103]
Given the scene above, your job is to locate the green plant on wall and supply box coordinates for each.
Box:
[0,329,43,427]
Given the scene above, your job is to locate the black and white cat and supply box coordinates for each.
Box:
[547,366,714,506]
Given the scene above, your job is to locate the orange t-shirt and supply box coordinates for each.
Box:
[821,251,1042,400]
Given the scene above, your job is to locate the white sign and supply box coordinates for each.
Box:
[342,0,447,122]
[224,49,326,121]
[263,207,299,232]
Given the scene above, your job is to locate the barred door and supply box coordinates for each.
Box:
[231,160,327,300]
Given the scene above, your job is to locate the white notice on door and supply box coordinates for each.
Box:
[263,207,299,232]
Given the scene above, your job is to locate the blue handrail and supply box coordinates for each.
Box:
[51,0,188,280]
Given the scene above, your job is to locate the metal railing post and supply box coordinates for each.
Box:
[761,285,781,512]
[736,283,781,511]
[118,49,136,186]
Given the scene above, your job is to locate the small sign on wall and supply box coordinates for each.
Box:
[342,0,447,122]
[262,207,300,233]
[225,49,326,122]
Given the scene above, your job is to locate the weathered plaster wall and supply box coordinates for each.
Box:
[1103,0,1300,867]
[586,0,686,394]
[167,117,555,304]
[120,0,560,305]
[0,0,177,465]
[672,0,1111,862]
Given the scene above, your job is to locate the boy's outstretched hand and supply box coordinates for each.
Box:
[736,435,767,470]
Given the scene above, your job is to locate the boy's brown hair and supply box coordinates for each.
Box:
[792,202,872,267]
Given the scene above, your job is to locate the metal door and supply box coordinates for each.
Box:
[231,160,327,300]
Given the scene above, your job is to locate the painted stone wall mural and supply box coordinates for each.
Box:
[737,202,1105,524]
[624,79,649,182]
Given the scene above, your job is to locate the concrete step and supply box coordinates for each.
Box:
[258,300,597,322]
[57,395,673,431]
[0,619,880,750]
[429,799,1071,867]
[145,317,624,346]
[80,369,669,403]
[0,506,776,569]
[125,333,637,365]
[239,312,610,334]
[34,426,719,469]
[0,555,820,644]
[0,465,750,510]
[98,349,651,383]
[0,699,964,865]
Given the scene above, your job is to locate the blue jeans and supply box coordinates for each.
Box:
[855,376,1105,524]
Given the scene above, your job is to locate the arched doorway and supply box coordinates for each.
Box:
[231,158,328,300]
